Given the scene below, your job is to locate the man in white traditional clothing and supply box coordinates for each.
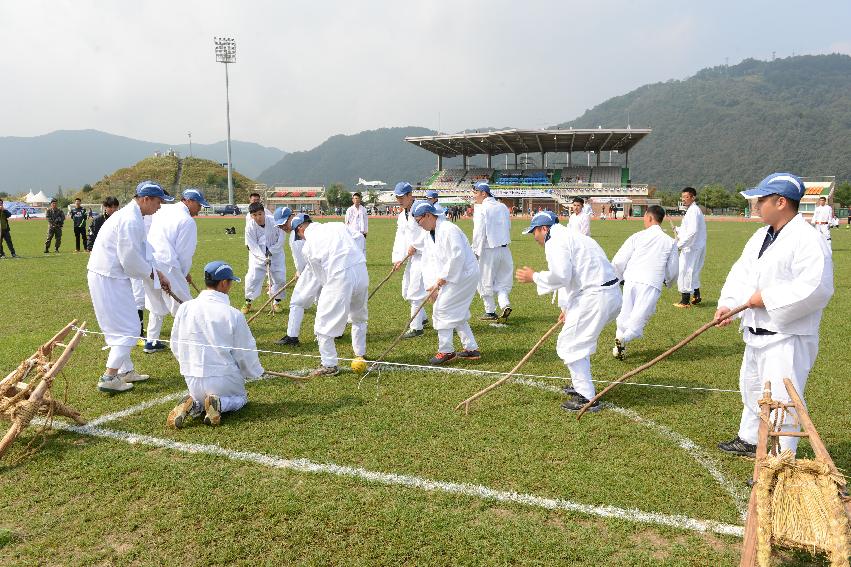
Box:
[672,187,707,307]
[344,192,369,255]
[610,205,678,360]
[242,202,286,315]
[810,196,833,249]
[292,214,368,376]
[274,209,321,346]
[87,181,174,393]
[142,188,208,353]
[244,192,273,221]
[410,200,481,365]
[167,261,264,428]
[516,211,622,413]
[471,181,514,321]
[391,182,429,339]
[568,197,591,236]
[715,173,833,457]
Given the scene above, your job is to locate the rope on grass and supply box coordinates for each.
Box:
[71,326,741,395]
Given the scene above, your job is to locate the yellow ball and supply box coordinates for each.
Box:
[351,357,368,374]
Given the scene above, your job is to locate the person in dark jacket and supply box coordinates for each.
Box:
[44,198,65,253]
[87,197,120,251]
[0,199,17,258]
[70,198,88,252]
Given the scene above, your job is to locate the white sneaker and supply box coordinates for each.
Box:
[98,374,133,393]
[119,370,149,383]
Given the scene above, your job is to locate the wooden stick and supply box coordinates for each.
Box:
[366,286,439,374]
[455,319,563,415]
[189,279,201,294]
[739,381,773,567]
[164,288,184,305]
[368,251,414,301]
[0,322,87,459]
[1,319,77,388]
[263,370,313,384]
[577,303,749,419]
[246,274,298,325]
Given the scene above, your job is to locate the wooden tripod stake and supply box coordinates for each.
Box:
[455,320,563,415]
[576,303,749,419]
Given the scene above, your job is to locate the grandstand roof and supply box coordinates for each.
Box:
[405,128,651,158]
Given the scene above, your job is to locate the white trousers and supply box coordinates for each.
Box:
[185,374,247,413]
[88,272,140,372]
[815,224,831,246]
[677,246,705,293]
[244,253,286,301]
[145,265,192,342]
[567,357,594,400]
[478,246,514,313]
[402,254,428,331]
[286,269,321,338]
[315,264,369,367]
[737,333,817,453]
[557,286,622,364]
[437,323,478,353]
[131,278,146,310]
[615,282,661,344]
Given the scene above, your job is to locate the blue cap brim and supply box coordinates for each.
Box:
[739,187,771,198]
[521,226,535,235]
[162,195,175,202]
[197,197,210,207]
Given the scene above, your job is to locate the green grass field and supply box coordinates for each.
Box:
[0,216,847,566]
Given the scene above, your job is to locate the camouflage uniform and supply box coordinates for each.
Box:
[44,207,65,252]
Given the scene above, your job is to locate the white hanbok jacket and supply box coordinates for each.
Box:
[611,224,678,290]
[811,205,833,225]
[471,197,511,256]
[675,202,706,251]
[568,212,591,237]
[245,214,285,262]
[290,230,307,274]
[421,217,480,329]
[391,209,426,263]
[718,214,833,337]
[344,204,368,236]
[147,202,197,277]
[88,199,157,283]
[171,290,264,379]
[302,222,365,285]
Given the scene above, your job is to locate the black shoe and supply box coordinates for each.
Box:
[612,338,625,360]
[11,254,18,258]
[561,385,577,395]
[480,312,499,321]
[0,254,5,259]
[717,436,756,457]
[44,250,50,254]
[429,352,457,365]
[275,336,300,346]
[401,328,424,339]
[690,296,702,305]
[456,349,481,360]
[501,306,512,320]
[561,392,601,413]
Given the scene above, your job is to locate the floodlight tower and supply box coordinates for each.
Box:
[214,36,236,204]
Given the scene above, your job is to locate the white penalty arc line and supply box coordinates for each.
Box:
[49,420,744,538]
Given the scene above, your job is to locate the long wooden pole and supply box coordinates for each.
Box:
[455,319,563,415]
[263,370,313,384]
[365,286,439,374]
[189,279,201,294]
[577,303,749,419]
[246,274,298,325]
[368,251,414,301]
[739,381,773,567]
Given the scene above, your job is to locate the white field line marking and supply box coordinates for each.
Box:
[513,378,749,518]
[49,420,744,538]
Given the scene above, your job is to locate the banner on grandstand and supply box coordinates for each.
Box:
[590,197,632,204]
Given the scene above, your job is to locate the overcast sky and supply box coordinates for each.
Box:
[2,0,850,152]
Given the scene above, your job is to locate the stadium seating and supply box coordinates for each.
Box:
[558,166,592,185]
[430,168,466,189]
[494,169,551,185]
[590,166,622,186]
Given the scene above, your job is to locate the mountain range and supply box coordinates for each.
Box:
[0,130,284,195]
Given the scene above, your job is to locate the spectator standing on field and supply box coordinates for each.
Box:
[44,198,65,253]
[87,197,120,251]
[0,199,17,258]
[70,198,88,252]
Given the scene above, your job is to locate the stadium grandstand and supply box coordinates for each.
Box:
[263,185,327,213]
[405,128,659,217]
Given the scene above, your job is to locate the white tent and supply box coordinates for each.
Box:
[24,191,35,203]
[27,191,50,204]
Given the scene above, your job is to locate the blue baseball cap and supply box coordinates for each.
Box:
[136,180,174,202]
[425,190,439,199]
[473,181,492,195]
[394,181,413,196]
[273,206,293,225]
[203,260,241,282]
[522,210,559,234]
[290,213,311,239]
[182,188,210,207]
[740,172,805,201]
[411,200,437,218]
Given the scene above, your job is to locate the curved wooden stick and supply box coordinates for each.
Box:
[263,370,313,384]
[368,251,414,301]
[246,274,298,325]
[164,288,185,306]
[189,279,201,294]
[576,303,749,419]
[455,319,563,415]
[366,286,439,374]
